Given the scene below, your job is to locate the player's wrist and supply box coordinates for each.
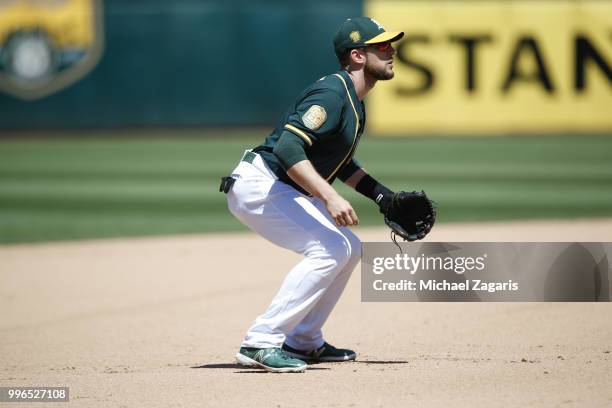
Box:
[355,174,393,212]
[376,191,394,214]
[318,188,342,205]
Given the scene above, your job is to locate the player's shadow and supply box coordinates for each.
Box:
[192,360,407,368]
[192,363,244,369]
[192,363,329,372]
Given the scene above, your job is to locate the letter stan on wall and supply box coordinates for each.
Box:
[365,0,612,135]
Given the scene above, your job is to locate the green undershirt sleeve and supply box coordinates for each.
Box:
[273,130,309,171]
[337,159,362,182]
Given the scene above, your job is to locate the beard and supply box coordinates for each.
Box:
[364,58,394,80]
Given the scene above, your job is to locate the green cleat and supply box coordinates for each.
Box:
[236,347,307,373]
[282,342,357,362]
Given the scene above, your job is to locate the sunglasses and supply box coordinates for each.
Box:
[369,42,392,52]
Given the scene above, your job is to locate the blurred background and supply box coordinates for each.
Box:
[0,0,611,243]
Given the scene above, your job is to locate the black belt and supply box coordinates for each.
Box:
[219,151,257,193]
[242,151,257,164]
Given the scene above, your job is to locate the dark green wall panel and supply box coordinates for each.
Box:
[0,0,362,128]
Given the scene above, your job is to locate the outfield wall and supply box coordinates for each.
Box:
[0,0,611,133]
[367,0,612,135]
[0,0,360,128]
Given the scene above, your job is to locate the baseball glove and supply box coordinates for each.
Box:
[380,191,436,242]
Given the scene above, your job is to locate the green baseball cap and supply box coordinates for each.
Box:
[333,16,404,57]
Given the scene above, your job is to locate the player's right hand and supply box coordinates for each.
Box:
[325,194,359,227]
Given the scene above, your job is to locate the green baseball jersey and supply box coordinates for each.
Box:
[253,69,366,194]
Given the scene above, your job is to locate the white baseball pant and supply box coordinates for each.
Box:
[226,151,361,350]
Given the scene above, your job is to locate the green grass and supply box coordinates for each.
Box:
[1,134,611,244]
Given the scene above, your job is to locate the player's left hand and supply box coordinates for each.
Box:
[381,190,436,241]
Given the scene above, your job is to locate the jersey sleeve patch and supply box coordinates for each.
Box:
[301,105,327,131]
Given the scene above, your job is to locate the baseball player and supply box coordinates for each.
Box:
[220,17,404,373]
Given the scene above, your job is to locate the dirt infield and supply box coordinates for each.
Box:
[1,219,612,407]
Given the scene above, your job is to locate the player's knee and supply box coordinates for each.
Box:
[319,234,352,272]
[338,233,360,276]
[346,233,361,262]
